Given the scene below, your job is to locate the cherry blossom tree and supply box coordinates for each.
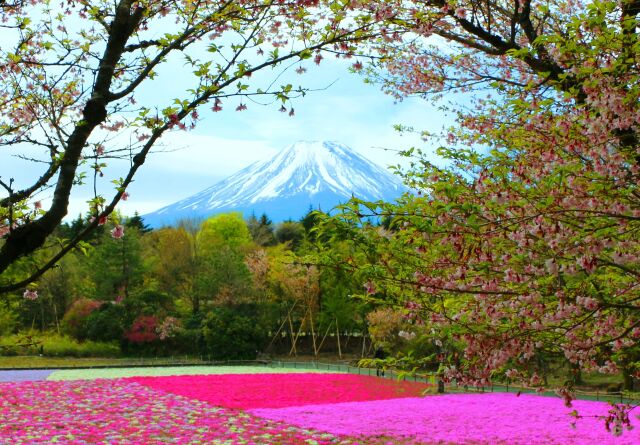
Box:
[317,0,640,409]
[0,0,377,293]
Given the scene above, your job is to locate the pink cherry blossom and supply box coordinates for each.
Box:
[22,289,38,300]
[111,224,124,239]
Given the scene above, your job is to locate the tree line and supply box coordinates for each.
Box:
[1,210,410,361]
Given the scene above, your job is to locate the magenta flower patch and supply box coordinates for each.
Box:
[251,393,640,445]
[2,371,638,444]
[129,372,430,409]
[0,378,380,444]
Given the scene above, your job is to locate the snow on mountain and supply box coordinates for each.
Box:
[142,140,407,228]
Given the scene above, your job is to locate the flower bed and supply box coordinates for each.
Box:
[1,369,637,444]
[251,393,640,445]
[0,378,378,444]
[129,373,430,409]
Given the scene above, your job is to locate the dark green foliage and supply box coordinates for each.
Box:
[174,312,206,355]
[300,207,320,233]
[301,208,330,243]
[0,305,17,335]
[202,303,271,360]
[86,226,144,300]
[246,213,275,246]
[274,221,304,250]
[56,214,85,239]
[124,289,174,318]
[196,245,252,306]
[85,303,127,342]
[126,212,152,233]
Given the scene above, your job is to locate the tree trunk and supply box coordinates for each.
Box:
[569,362,583,386]
[623,367,635,392]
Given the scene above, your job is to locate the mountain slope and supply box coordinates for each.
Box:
[142,141,407,227]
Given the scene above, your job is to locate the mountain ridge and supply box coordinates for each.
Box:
[142,140,407,227]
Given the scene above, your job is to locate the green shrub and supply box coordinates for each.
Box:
[170,328,203,355]
[61,298,102,340]
[0,331,120,357]
[41,335,120,357]
[0,333,32,356]
[124,290,173,317]
[202,303,270,360]
[401,335,439,364]
[85,303,126,342]
[0,306,17,336]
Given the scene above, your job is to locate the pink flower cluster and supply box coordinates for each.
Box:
[22,289,38,300]
[251,393,640,445]
[129,372,429,409]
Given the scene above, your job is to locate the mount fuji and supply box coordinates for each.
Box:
[142,140,407,228]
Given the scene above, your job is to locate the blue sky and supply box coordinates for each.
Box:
[0,4,460,224]
[114,56,453,218]
[2,54,454,220]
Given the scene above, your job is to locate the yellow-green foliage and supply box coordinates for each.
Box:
[0,332,120,357]
[0,306,17,336]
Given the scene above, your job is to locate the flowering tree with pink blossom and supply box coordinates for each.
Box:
[0,0,380,294]
[317,0,640,403]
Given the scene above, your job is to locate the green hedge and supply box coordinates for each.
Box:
[0,332,120,357]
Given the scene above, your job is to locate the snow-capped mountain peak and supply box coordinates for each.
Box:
[143,141,407,227]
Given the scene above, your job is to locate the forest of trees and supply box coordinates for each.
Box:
[0,210,426,362]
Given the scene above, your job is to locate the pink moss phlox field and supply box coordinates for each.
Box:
[129,372,430,409]
[0,378,379,444]
[251,392,640,445]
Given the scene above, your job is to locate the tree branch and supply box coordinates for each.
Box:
[0,1,145,275]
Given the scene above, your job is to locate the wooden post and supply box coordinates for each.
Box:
[268,301,297,354]
[267,316,289,352]
[287,313,297,356]
[336,318,342,359]
[308,307,318,357]
[289,312,307,356]
[317,321,333,353]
